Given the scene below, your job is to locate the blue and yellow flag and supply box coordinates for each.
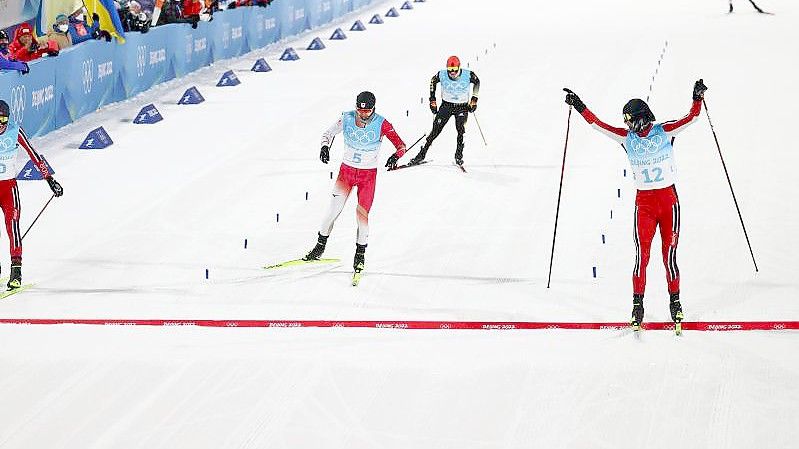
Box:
[83,0,126,43]
[36,0,84,36]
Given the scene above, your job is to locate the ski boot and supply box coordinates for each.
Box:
[352,243,367,286]
[7,264,21,290]
[408,143,429,166]
[303,233,329,261]
[630,294,644,330]
[670,292,684,335]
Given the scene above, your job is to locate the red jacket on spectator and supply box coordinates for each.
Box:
[182,0,203,16]
[8,23,57,62]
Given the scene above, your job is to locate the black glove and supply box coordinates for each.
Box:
[20,62,29,75]
[429,99,438,114]
[693,79,707,101]
[47,177,63,197]
[563,88,586,113]
[320,145,330,164]
[92,13,101,22]
[385,153,399,170]
[469,96,478,112]
[29,40,40,52]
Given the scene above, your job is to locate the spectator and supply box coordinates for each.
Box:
[119,1,152,33]
[182,0,213,28]
[8,23,59,63]
[0,30,30,74]
[68,8,112,44]
[45,14,73,50]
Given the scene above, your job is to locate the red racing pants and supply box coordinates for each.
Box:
[633,185,680,295]
[0,179,22,262]
[319,163,377,245]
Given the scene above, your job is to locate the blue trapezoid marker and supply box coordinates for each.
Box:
[350,20,366,31]
[252,58,272,72]
[386,7,399,17]
[178,86,205,105]
[79,127,113,150]
[16,156,55,181]
[369,14,384,24]
[307,37,325,50]
[330,28,347,40]
[133,104,163,124]
[279,47,300,61]
[401,1,413,9]
[217,70,241,87]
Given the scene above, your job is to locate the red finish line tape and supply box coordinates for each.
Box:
[0,319,796,331]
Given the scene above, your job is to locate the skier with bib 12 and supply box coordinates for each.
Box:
[303,91,407,284]
[563,80,707,332]
[0,99,64,291]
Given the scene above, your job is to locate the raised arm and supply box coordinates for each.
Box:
[564,89,627,143]
[663,80,707,138]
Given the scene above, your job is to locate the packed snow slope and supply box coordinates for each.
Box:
[0,1,797,448]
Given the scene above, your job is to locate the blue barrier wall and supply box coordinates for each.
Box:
[0,0,375,137]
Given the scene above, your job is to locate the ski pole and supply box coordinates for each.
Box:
[748,0,767,14]
[472,112,488,146]
[407,133,427,152]
[703,98,759,272]
[547,98,573,288]
[21,194,56,241]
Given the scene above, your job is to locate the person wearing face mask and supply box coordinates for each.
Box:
[45,14,74,50]
[563,80,708,330]
[8,23,59,62]
[0,100,64,290]
[302,91,408,281]
[0,30,30,74]
[408,55,481,167]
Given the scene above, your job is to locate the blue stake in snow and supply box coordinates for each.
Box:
[133,104,163,124]
[276,213,280,222]
[279,48,300,61]
[178,86,205,105]
[79,127,113,150]
[617,188,621,198]
[369,14,384,24]
[307,37,325,50]
[592,267,597,278]
[610,210,613,219]
[205,269,209,279]
[602,234,605,244]
[350,20,366,31]
[252,58,272,72]
[386,7,399,17]
[401,1,413,10]
[244,239,248,249]
[216,70,240,87]
[330,171,333,179]
[305,192,309,200]
[623,169,627,177]
[330,28,347,40]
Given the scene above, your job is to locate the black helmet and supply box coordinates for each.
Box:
[623,99,655,132]
[356,91,376,110]
[0,100,9,118]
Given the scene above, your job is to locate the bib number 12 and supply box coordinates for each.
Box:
[641,167,663,183]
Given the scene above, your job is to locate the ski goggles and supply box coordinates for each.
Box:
[0,116,9,125]
[447,66,460,72]
[356,107,374,114]
[623,113,633,122]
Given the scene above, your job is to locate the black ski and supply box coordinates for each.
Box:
[389,160,431,171]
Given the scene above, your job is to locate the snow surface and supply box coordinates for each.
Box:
[1,0,797,447]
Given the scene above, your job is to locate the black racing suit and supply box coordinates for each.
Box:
[415,70,480,162]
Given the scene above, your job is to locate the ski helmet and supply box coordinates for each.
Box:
[623,99,655,132]
[356,91,376,110]
[446,55,460,70]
